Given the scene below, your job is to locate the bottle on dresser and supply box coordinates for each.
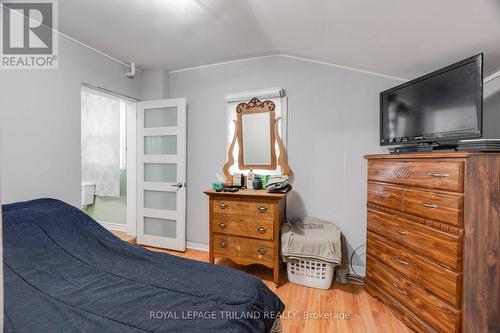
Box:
[246,169,255,189]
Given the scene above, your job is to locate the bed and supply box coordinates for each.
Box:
[3,199,284,332]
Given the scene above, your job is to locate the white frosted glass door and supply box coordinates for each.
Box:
[137,98,187,251]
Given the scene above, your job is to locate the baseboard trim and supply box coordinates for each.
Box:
[100,221,128,233]
[186,241,209,252]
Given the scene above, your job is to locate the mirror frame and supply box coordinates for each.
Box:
[223,97,291,182]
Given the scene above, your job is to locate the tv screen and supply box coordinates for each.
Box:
[380,54,483,146]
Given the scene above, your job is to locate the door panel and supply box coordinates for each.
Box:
[144,190,177,211]
[144,106,177,127]
[144,163,177,183]
[144,217,177,238]
[144,135,177,155]
[137,98,186,251]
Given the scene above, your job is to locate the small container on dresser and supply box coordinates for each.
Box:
[204,189,288,287]
[364,152,500,333]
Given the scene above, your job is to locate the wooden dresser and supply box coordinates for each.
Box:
[364,152,500,333]
[204,189,288,287]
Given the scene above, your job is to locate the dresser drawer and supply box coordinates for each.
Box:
[368,160,464,193]
[212,198,275,220]
[367,255,460,333]
[367,231,461,307]
[367,209,462,270]
[213,234,274,266]
[367,183,403,210]
[212,215,274,240]
[404,189,463,227]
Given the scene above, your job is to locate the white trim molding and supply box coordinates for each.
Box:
[168,54,278,74]
[186,241,209,252]
[485,70,500,84]
[279,54,407,82]
[100,221,128,233]
[169,54,408,82]
[225,87,284,103]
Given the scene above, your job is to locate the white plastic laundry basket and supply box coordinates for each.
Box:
[286,258,334,289]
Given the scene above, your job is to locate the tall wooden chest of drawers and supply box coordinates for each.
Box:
[204,189,288,287]
[364,152,500,333]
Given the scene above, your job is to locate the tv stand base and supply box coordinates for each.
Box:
[388,143,458,154]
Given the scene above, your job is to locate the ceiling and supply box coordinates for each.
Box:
[59,0,500,79]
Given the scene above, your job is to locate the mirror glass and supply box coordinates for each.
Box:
[241,113,272,165]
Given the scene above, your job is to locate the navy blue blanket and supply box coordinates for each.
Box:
[3,199,284,332]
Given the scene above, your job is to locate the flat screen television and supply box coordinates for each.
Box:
[380,54,483,148]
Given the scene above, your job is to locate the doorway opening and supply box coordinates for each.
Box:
[80,86,136,233]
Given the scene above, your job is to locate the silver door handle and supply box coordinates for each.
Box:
[170,183,183,188]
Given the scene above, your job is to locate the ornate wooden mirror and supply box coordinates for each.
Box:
[223,97,290,182]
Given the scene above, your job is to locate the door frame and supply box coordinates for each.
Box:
[126,101,137,236]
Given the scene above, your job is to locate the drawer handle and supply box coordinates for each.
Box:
[420,202,438,209]
[397,230,409,235]
[218,202,228,209]
[394,256,409,266]
[257,226,267,234]
[371,169,382,174]
[428,172,450,178]
[257,247,267,255]
[392,283,408,295]
[218,240,228,248]
[258,206,268,213]
[375,193,391,199]
[217,222,227,229]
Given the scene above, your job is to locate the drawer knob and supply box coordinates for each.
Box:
[428,172,450,178]
[397,230,409,235]
[256,226,267,234]
[258,206,268,213]
[218,202,228,209]
[420,202,438,209]
[392,283,408,295]
[394,256,409,266]
[375,193,391,199]
[218,240,228,248]
[257,247,267,255]
[217,222,227,229]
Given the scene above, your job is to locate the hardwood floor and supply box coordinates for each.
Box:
[111,231,412,333]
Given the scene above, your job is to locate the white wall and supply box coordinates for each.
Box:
[0,36,140,206]
[169,56,402,266]
[484,74,500,139]
[0,170,3,329]
[138,69,169,100]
